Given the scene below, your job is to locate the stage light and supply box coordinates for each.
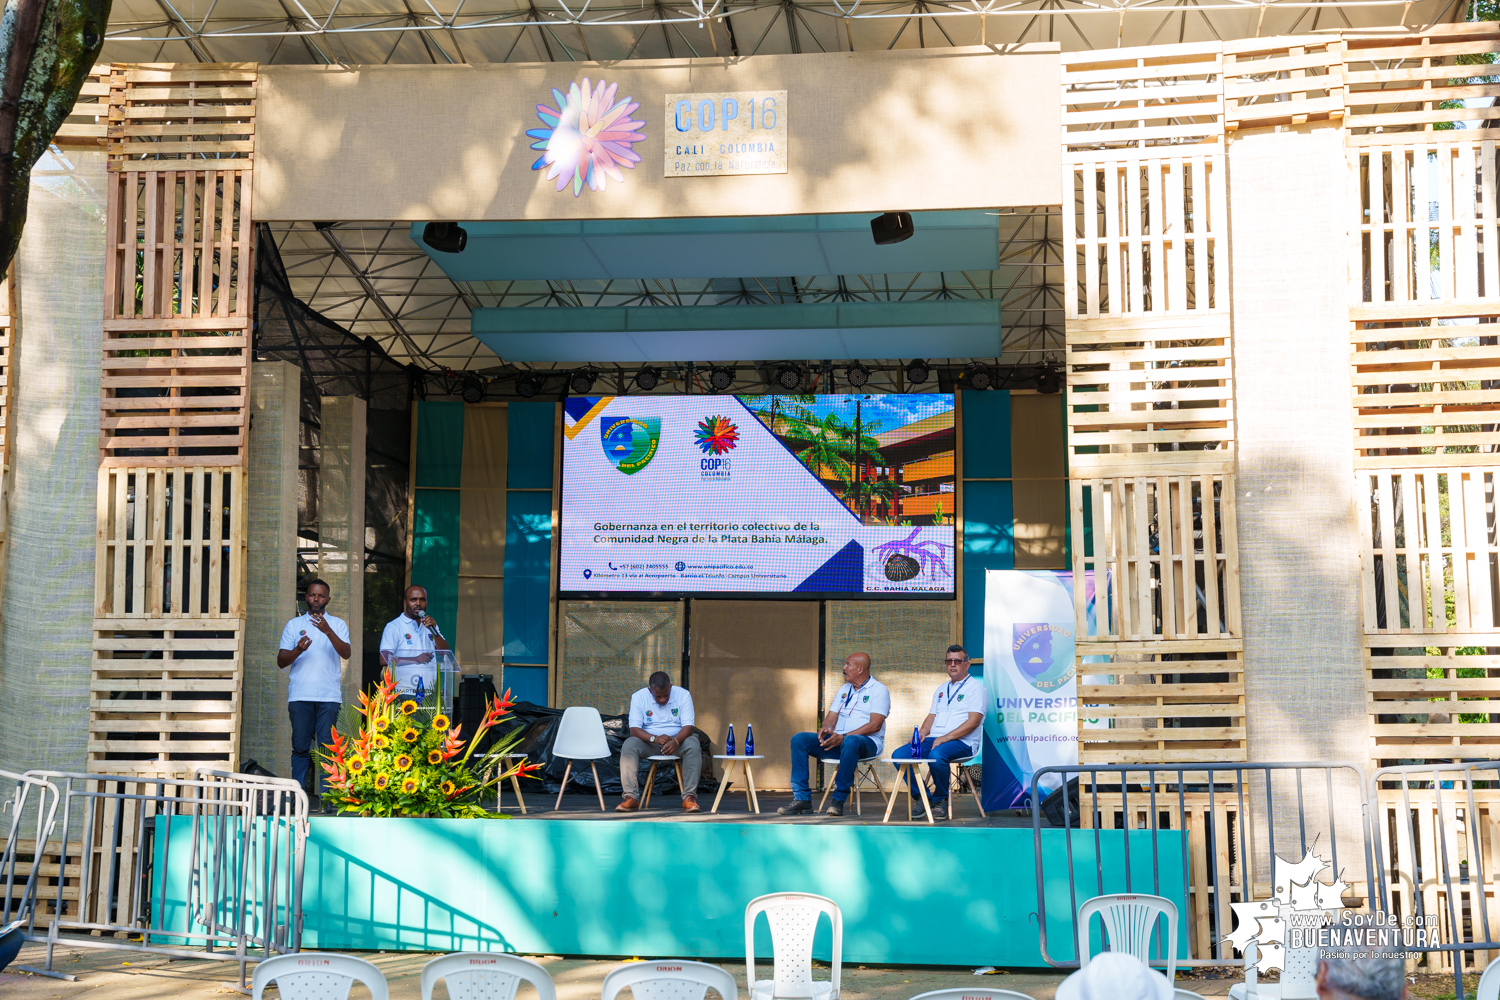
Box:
[870,211,915,246]
[569,368,597,394]
[846,363,870,388]
[965,363,993,391]
[905,359,930,385]
[709,366,735,392]
[1036,365,1062,394]
[635,366,661,391]
[461,375,486,403]
[421,221,467,254]
[515,373,542,398]
[776,363,802,391]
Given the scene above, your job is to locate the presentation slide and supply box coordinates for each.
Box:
[560,393,955,595]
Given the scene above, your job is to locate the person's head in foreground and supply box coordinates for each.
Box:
[1056,952,1171,1000]
[1317,954,1408,1000]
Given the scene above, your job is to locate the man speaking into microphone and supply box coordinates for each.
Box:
[277,578,352,808]
[379,584,451,706]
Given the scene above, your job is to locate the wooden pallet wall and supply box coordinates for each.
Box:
[1061,46,1246,764]
[79,64,257,777]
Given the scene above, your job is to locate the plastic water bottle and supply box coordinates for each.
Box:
[414,676,426,706]
[745,725,755,756]
[909,726,922,758]
[726,724,736,757]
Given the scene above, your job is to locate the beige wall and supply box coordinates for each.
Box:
[255,47,1061,222]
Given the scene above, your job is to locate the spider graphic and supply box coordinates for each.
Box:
[872,528,953,582]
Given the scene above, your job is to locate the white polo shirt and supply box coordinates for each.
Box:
[828,676,892,754]
[379,614,441,699]
[278,613,350,703]
[628,686,695,736]
[928,674,988,752]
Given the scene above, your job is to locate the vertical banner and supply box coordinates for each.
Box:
[981,569,1094,811]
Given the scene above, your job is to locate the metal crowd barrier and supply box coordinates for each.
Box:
[10,768,307,987]
[0,770,61,976]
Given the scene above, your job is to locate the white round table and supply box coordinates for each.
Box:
[710,754,765,814]
[883,757,942,824]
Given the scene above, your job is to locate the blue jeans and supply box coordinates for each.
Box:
[789,732,878,802]
[289,701,341,796]
[891,737,976,802]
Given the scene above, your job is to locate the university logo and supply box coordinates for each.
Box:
[1013,623,1075,692]
[694,416,739,455]
[601,416,661,475]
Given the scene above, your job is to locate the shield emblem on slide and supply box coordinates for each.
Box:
[600,416,661,475]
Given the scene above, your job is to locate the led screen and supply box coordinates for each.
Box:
[560,394,955,596]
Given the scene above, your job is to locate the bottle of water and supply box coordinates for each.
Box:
[746,725,755,756]
[909,726,922,759]
[726,724,736,757]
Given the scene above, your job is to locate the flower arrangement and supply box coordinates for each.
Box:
[321,667,537,818]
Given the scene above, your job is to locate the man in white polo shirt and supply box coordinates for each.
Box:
[891,643,988,821]
[780,651,890,818]
[276,578,352,807]
[617,671,701,813]
[378,584,451,706]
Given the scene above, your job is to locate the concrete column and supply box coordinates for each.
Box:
[0,149,106,776]
[241,361,300,776]
[319,395,366,704]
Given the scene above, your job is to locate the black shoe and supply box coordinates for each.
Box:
[824,800,844,817]
[929,802,948,820]
[778,799,813,815]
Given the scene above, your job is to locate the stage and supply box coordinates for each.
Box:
[152,807,1187,968]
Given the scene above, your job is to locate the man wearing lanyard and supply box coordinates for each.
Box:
[891,643,987,820]
[779,651,890,817]
[276,579,352,809]
[378,585,451,705]
[616,671,702,813]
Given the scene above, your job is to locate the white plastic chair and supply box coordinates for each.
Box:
[552,706,612,811]
[1480,956,1500,1000]
[908,988,1037,1000]
[603,959,738,1000]
[815,751,884,815]
[1076,893,1178,983]
[420,952,557,1000]
[949,753,986,818]
[252,953,389,1000]
[745,892,842,1000]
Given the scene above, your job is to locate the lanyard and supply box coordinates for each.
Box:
[841,681,866,712]
[944,677,969,706]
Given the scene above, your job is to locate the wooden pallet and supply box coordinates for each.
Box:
[1223,36,1345,131]
[1366,642,1500,764]
[1077,643,1246,764]
[1344,24,1500,137]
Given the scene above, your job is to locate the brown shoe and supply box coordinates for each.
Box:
[682,796,701,813]
[616,797,640,812]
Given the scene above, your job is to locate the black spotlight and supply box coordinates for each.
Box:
[569,368,597,394]
[709,366,735,392]
[421,221,468,254]
[461,374,486,403]
[905,358,930,385]
[845,363,870,388]
[775,363,802,391]
[1036,365,1062,394]
[871,211,915,246]
[515,372,542,398]
[965,362,993,391]
[635,366,661,391]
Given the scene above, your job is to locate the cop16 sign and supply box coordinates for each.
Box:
[663,90,788,178]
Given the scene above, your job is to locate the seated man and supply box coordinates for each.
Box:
[617,671,701,813]
[892,643,986,821]
[779,651,889,817]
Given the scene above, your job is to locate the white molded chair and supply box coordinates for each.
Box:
[949,753,986,818]
[908,989,1037,1000]
[1479,957,1500,1000]
[552,706,612,811]
[815,751,883,815]
[745,892,842,1000]
[421,952,557,1000]
[252,953,389,1000]
[603,959,738,1000]
[1077,893,1179,983]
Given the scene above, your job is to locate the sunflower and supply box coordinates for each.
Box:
[372,733,391,750]
[431,714,450,732]
[400,700,418,716]
[440,780,456,796]
[347,756,368,775]
[400,727,420,743]
[373,773,391,790]
[400,777,419,794]
[394,754,413,771]
[372,716,391,733]
[427,749,444,765]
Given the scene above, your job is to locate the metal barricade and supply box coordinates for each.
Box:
[0,770,61,976]
[1031,761,1375,971]
[18,768,307,987]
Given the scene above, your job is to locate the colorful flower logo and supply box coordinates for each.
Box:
[527,78,646,198]
[695,416,740,455]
